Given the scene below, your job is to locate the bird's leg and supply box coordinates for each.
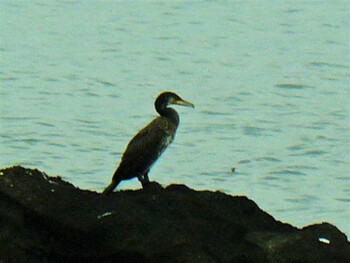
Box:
[138,171,150,188]
[143,173,150,183]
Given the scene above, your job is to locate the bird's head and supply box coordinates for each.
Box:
[156,91,195,109]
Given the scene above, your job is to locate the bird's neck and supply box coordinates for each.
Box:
[156,106,179,126]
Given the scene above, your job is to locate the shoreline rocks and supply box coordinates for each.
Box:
[0,166,349,262]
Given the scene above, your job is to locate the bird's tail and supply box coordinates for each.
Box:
[102,171,122,195]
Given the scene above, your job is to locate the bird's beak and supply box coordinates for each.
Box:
[173,98,195,109]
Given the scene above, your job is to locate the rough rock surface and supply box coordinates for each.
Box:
[0,166,349,263]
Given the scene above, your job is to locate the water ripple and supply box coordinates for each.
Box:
[91,78,115,87]
[285,194,319,204]
[301,150,327,156]
[336,198,350,203]
[47,142,66,148]
[21,138,45,145]
[255,157,282,163]
[274,83,313,90]
[308,61,349,69]
[270,169,306,176]
[36,121,56,127]
[287,144,305,151]
[242,126,269,137]
[284,8,303,14]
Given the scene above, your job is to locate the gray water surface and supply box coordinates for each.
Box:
[1,1,349,236]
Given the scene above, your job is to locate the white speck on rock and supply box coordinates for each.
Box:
[46,179,59,185]
[318,237,330,244]
[97,212,114,219]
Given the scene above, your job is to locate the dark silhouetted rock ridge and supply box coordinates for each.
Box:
[0,166,349,262]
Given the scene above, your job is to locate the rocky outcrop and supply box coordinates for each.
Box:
[0,166,349,262]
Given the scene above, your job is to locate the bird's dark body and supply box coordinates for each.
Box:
[113,112,178,181]
[102,92,193,195]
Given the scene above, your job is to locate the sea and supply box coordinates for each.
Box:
[1,1,349,237]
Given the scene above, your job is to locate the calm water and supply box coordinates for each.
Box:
[1,1,349,236]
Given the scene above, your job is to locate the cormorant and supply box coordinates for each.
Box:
[102,91,194,195]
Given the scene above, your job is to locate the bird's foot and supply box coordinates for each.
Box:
[141,180,151,188]
[141,181,163,191]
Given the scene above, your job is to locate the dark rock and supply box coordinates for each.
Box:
[0,166,349,263]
